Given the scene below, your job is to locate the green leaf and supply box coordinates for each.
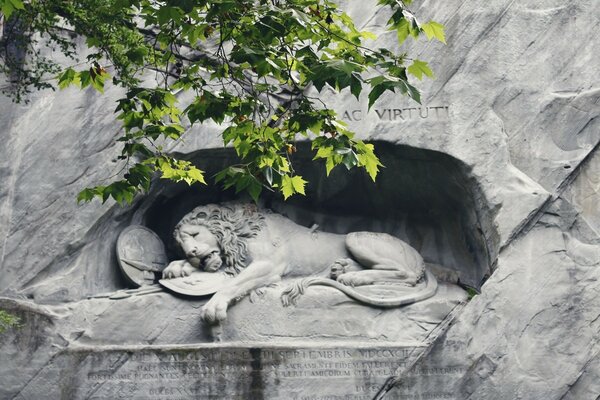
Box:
[0,2,15,18]
[357,143,382,181]
[77,188,96,203]
[279,158,290,173]
[157,158,206,186]
[291,175,307,195]
[405,81,421,103]
[248,181,262,203]
[361,30,377,40]
[325,156,336,176]
[214,168,229,184]
[91,71,109,93]
[126,47,148,64]
[281,175,307,199]
[79,70,92,89]
[407,59,433,80]
[234,174,252,194]
[264,167,273,186]
[308,120,323,135]
[314,146,333,160]
[57,68,78,89]
[421,21,446,44]
[281,175,294,200]
[368,83,388,110]
[350,74,362,100]
[157,6,182,25]
[187,166,206,184]
[1,0,24,19]
[395,18,411,44]
[8,0,24,10]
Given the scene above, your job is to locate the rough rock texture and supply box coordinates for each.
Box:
[2,281,466,347]
[385,198,600,399]
[1,282,466,399]
[0,0,599,399]
[0,85,132,301]
[563,149,600,234]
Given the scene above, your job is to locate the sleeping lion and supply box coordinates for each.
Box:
[161,203,437,323]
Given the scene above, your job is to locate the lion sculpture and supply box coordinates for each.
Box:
[162,203,437,323]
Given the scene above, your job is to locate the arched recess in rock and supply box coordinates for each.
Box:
[140,141,500,290]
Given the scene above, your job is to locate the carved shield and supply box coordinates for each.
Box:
[116,225,168,287]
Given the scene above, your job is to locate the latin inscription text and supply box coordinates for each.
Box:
[340,105,450,122]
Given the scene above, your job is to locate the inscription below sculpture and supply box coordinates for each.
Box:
[67,345,463,400]
[158,203,438,324]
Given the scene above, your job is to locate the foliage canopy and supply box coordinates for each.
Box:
[0,0,444,203]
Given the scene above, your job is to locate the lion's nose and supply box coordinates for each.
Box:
[186,244,209,258]
[184,244,199,257]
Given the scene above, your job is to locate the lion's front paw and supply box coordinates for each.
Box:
[330,258,352,280]
[201,295,229,323]
[162,260,196,279]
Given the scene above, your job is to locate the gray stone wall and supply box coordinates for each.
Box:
[1,0,599,399]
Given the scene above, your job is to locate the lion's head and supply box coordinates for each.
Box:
[173,203,265,275]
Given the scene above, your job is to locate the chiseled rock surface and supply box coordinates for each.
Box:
[0,298,66,400]
[0,0,599,399]
[340,0,600,195]
[563,148,600,235]
[0,282,466,347]
[386,198,600,399]
[222,282,466,343]
[0,86,131,301]
[0,282,466,399]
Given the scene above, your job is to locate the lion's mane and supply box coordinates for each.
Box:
[173,203,265,275]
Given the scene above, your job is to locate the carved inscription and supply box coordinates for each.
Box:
[340,105,450,122]
[65,346,466,400]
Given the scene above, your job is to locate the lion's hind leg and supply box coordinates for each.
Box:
[341,232,425,286]
[337,270,420,287]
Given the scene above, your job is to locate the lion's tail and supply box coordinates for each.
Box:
[281,270,438,308]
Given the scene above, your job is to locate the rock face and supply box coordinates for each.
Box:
[1,0,599,399]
